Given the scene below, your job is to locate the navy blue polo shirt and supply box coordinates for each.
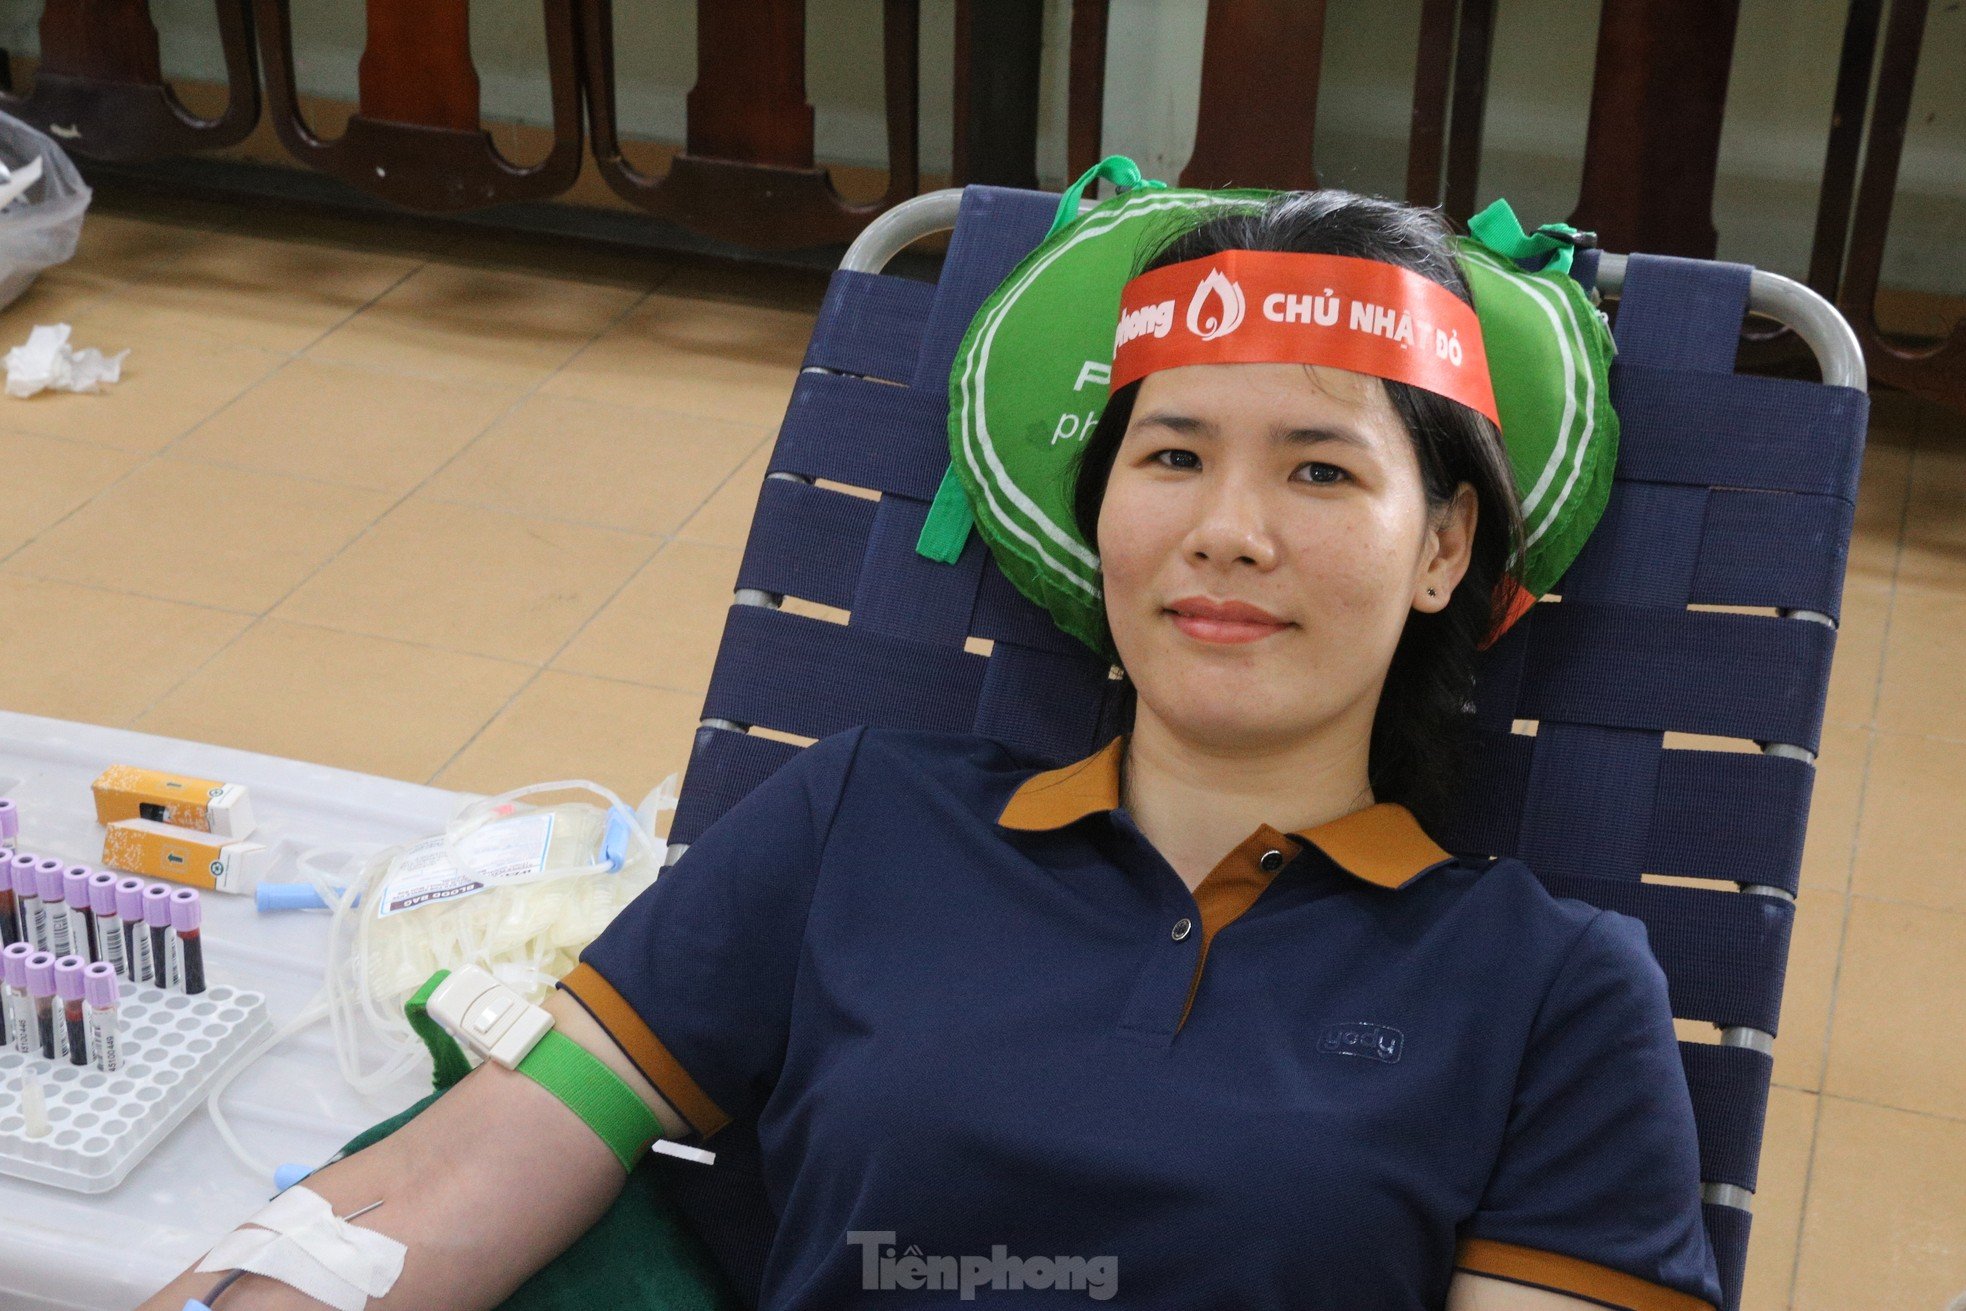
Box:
[566,726,1722,1311]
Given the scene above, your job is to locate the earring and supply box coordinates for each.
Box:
[1427,588,1437,597]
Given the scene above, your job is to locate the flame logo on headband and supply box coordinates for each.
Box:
[1185,269,1245,341]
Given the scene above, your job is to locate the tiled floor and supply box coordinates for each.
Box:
[3,191,1962,1310]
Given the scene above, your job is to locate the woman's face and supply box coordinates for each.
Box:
[1095,360,1478,755]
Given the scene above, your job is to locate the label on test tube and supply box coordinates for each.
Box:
[83,962,119,1072]
[2,942,32,1055]
[35,859,69,957]
[13,853,44,951]
[88,871,125,977]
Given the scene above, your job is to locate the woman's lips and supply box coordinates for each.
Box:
[1168,612,1291,644]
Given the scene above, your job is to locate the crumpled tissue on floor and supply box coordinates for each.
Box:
[5,322,129,398]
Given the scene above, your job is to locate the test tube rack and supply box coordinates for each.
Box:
[0,982,269,1192]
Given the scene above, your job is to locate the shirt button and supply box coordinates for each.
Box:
[1171,918,1193,942]
[1259,848,1285,873]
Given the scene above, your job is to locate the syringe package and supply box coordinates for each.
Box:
[0,983,270,1192]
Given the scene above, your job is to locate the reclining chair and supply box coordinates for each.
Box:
[646,185,1871,1311]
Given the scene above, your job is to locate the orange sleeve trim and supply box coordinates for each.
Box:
[1455,1239,1716,1311]
[560,962,732,1140]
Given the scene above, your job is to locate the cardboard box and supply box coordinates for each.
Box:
[92,766,255,839]
[101,818,268,894]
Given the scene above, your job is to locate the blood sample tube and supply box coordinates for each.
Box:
[83,962,119,1073]
[168,887,204,995]
[89,871,126,978]
[25,949,55,1060]
[0,851,19,949]
[115,878,148,983]
[34,858,69,956]
[13,853,43,950]
[54,955,86,1066]
[62,866,95,965]
[142,884,174,989]
[0,797,17,849]
[2,942,32,1054]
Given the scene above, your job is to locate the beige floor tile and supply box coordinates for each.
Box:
[220,206,461,263]
[1845,438,1910,595]
[432,226,675,293]
[0,310,286,453]
[1896,439,1966,596]
[1798,724,1867,895]
[0,575,250,725]
[3,456,391,611]
[676,437,776,549]
[423,394,770,535]
[0,430,143,555]
[1773,889,1846,1093]
[554,540,741,692]
[1823,896,1966,1119]
[541,288,812,426]
[133,619,533,782]
[1852,732,1966,913]
[431,669,703,809]
[174,358,522,495]
[275,497,656,664]
[307,263,640,387]
[1876,590,1966,740]
[0,269,118,345]
[60,212,213,289]
[112,231,420,353]
[1792,1097,1966,1311]
[1822,587,1889,729]
[1741,1086,1817,1311]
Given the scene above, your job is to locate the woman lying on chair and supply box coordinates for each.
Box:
[140,190,1722,1310]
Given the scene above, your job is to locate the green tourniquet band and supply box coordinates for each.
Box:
[517,1028,664,1173]
[406,969,475,1091]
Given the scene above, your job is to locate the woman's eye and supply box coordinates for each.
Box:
[1149,449,1200,470]
[1148,454,1344,489]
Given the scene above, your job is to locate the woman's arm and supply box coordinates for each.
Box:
[137,991,698,1311]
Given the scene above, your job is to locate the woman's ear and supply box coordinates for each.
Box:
[1417,482,1478,613]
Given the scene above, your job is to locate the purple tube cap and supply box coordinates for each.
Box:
[142,883,174,927]
[0,797,16,839]
[116,876,147,920]
[62,865,92,900]
[84,961,118,1008]
[169,886,201,932]
[89,870,119,915]
[25,950,55,995]
[54,954,85,1001]
[2,941,31,988]
[35,861,64,903]
[8,853,36,887]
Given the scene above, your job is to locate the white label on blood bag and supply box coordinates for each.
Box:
[377,813,556,917]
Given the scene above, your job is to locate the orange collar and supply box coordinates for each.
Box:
[998,734,1455,891]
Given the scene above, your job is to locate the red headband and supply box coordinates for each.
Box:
[1109,251,1499,425]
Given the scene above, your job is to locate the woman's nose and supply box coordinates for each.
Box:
[1182,481,1278,569]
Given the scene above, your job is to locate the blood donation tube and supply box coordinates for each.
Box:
[83,962,119,1073]
[142,884,174,989]
[2,941,31,1054]
[0,797,17,848]
[0,853,18,949]
[62,866,94,965]
[34,858,68,957]
[25,949,55,1060]
[54,954,86,1066]
[115,878,148,983]
[13,853,44,951]
[89,871,126,977]
[169,887,204,995]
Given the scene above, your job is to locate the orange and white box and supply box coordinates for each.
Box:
[92,766,256,839]
[101,818,270,894]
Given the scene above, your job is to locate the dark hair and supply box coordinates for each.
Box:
[1069,190,1525,835]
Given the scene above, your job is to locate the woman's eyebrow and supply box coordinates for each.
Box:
[1132,412,1373,452]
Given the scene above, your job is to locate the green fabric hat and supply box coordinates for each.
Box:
[916,162,1618,659]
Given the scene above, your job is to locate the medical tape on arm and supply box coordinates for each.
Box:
[195,1185,406,1311]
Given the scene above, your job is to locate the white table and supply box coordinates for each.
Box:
[0,712,465,1310]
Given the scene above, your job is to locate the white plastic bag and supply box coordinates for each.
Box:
[0,110,88,314]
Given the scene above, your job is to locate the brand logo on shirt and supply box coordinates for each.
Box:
[1317,1021,1403,1064]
